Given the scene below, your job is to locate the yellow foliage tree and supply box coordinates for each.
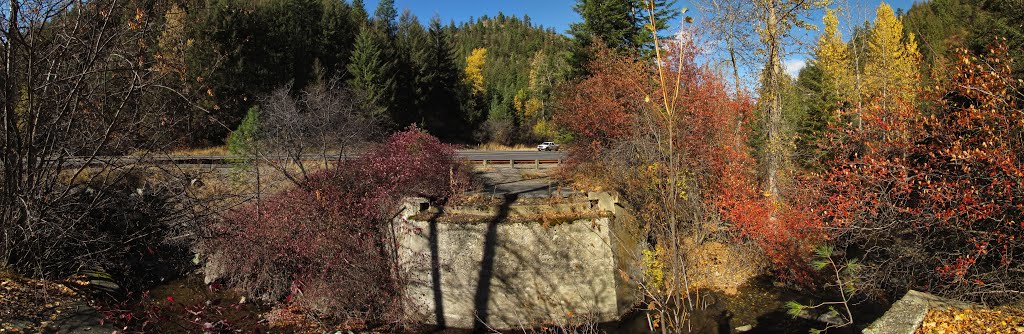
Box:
[865,2,920,106]
[815,9,853,103]
[524,97,543,119]
[155,4,190,78]
[464,48,487,96]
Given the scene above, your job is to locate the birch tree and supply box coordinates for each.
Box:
[753,0,829,204]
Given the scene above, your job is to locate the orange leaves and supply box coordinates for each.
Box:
[918,307,1024,334]
[815,39,1024,298]
[554,46,647,155]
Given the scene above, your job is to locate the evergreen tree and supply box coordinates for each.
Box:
[793,63,836,169]
[347,25,393,120]
[568,0,679,69]
[319,0,356,78]
[420,17,466,140]
[350,0,368,28]
[394,10,429,127]
[569,0,644,52]
[228,106,260,159]
[367,0,399,125]
[374,0,398,36]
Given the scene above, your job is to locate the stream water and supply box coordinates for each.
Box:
[607,278,891,334]
[138,274,889,333]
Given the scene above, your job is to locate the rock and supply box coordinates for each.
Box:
[864,290,974,334]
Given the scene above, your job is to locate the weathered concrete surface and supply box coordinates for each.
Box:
[473,166,575,198]
[863,290,974,334]
[590,191,644,316]
[393,194,639,329]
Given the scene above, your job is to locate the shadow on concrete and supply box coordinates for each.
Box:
[427,203,447,328]
[401,189,626,332]
[472,167,572,198]
[471,193,517,333]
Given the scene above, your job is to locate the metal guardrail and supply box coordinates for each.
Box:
[470,159,563,167]
[59,151,565,167]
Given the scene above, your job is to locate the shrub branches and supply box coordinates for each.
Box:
[816,41,1024,303]
[202,127,468,326]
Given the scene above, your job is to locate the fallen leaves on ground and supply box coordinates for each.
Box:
[0,272,92,333]
[918,307,1024,334]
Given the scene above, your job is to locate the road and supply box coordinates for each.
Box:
[455,150,564,162]
[62,149,567,167]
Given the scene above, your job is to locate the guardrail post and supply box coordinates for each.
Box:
[511,159,515,168]
[535,159,539,170]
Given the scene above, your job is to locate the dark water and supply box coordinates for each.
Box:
[600,278,890,334]
[144,275,890,333]
[138,274,278,333]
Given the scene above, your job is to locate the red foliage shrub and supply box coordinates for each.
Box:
[555,41,817,283]
[554,46,649,159]
[201,126,468,325]
[816,41,1024,302]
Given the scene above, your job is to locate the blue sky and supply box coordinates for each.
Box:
[363,0,919,78]
[362,0,580,33]
[362,0,917,36]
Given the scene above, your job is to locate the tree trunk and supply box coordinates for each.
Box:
[765,0,782,203]
[1,0,19,266]
[728,39,741,96]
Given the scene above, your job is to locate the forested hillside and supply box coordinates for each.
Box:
[146,0,571,148]
[7,0,1024,332]
[449,15,572,143]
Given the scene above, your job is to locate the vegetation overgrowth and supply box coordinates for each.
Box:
[202,127,469,327]
[2,0,1024,332]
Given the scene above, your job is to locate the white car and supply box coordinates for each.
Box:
[537,142,560,151]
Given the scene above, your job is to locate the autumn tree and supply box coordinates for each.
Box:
[518,49,571,140]
[205,127,468,325]
[817,41,1024,303]
[788,8,853,168]
[815,9,854,106]
[464,48,487,97]
[452,14,572,142]
[0,0,207,279]
[752,0,830,203]
[253,79,383,186]
[691,0,756,94]
[556,6,777,328]
[864,2,921,107]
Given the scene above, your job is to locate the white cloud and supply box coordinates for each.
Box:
[784,58,807,78]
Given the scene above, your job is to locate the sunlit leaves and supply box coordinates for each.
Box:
[464,48,488,96]
[817,40,1024,301]
[864,2,921,105]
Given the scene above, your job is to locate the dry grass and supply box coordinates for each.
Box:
[129,146,229,157]
[162,146,228,156]
[680,239,766,295]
